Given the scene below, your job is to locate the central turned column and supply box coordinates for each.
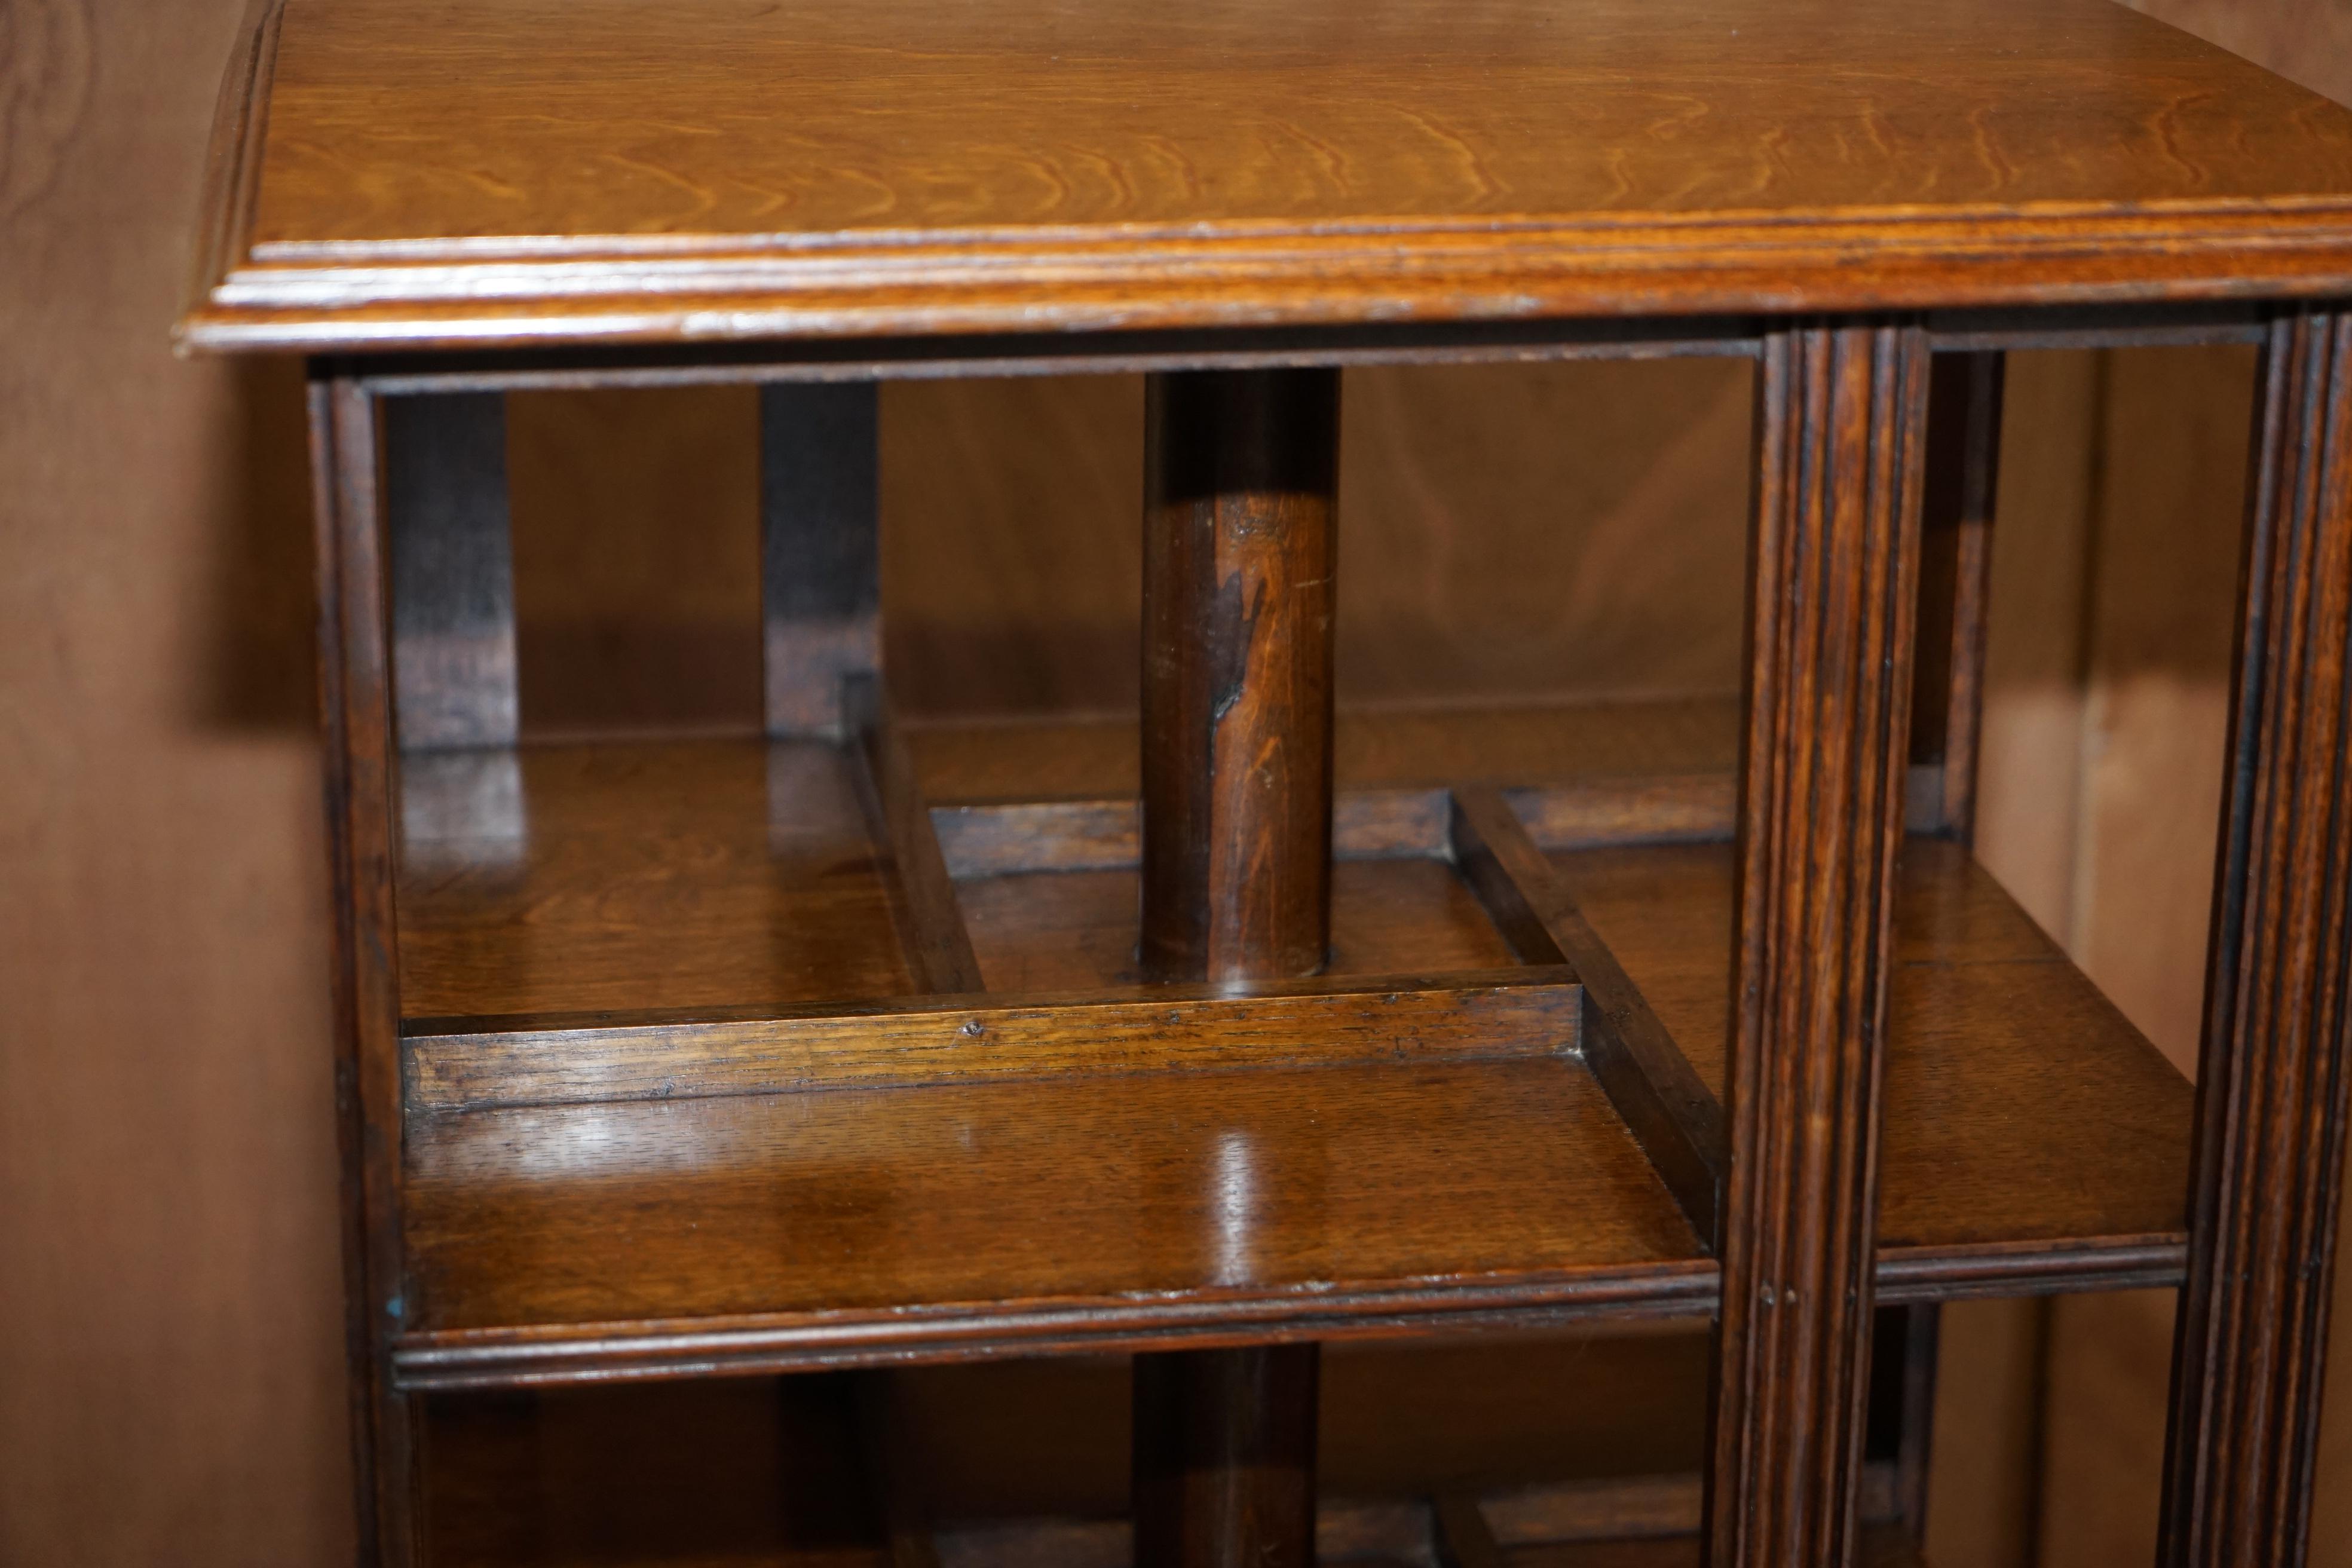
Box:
[1133,368,1339,1568]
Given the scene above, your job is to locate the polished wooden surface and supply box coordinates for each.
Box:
[1450,787,1726,1244]
[2160,308,2352,1568]
[398,740,911,1018]
[1705,324,1927,1568]
[406,970,1583,1114]
[381,737,2196,1391]
[1140,370,1338,984]
[183,0,2352,349]
[1560,839,2192,1278]
[400,1052,1705,1382]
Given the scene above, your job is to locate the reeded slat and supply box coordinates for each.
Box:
[1705,321,1929,1568]
[2160,307,2352,1568]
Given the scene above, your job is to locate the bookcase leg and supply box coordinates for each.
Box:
[1906,349,2004,841]
[1704,323,1930,1568]
[313,372,422,1567]
[1134,368,1337,1568]
[2158,307,2352,1568]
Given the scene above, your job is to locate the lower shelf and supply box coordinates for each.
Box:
[418,1338,1927,1568]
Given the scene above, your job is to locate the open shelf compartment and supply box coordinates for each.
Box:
[390,699,2191,1390]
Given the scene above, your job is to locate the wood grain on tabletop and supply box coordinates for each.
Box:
[185,0,2352,347]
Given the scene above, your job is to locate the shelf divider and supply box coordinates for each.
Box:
[1450,785,1728,1245]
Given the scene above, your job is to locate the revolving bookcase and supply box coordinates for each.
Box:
[185,2,2352,1566]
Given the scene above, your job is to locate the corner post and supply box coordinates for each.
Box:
[311,368,422,1567]
[2159,305,2352,1568]
[1705,322,1930,1568]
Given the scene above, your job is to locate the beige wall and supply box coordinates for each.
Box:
[2,1,2345,1563]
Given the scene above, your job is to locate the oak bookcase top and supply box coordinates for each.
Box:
[183,0,2352,351]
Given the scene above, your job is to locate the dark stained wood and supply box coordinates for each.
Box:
[1134,1347,1319,1568]
[1707,323,1928,1568]
[397,1054,1710,1386]
[2159,307,2352,1568]
[1890,348,2005,1557]
[350,318,1768,395]
[1137,367,1339,1568]
[935,798,1143,878]
[906,699,1743,807]
[763,383,880,738]
[1448,786,1727,1244]
[321,304,2273,401]
[1140,368,1339,984]
[311,372,418,1567]
[1906,352,2004,841]
[402,970,1582,1113]
[931,777,1731,880]
[1483,1469,1903,1546]
[1514,1525,1925,1568]
[1884,1306,1940,1542]
[383,391,518,751]
[1556,839,2196,1294]
[847,677,985,996]
[1434,1494,1506,1568]
[961,859,1521,993]
[182,1,2352,351]
[857,1371,944,1568]
[420,1376,877,1566]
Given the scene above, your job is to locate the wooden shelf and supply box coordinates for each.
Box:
[417,1339,1929,1567]
[401,1052,1709,1384]
[390,705,2189,1389]
[1557,840,2192,1298]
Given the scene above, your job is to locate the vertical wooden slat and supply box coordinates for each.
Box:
[1705,322,1930,1568]
[1133,368,1337,1568]
[384,391,517,751]
[1906,351,2005,841]
[2159,307,2352,1568]
[1886,348,2006,1546]
[762,382,880,737]
[311,370,419,1567]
